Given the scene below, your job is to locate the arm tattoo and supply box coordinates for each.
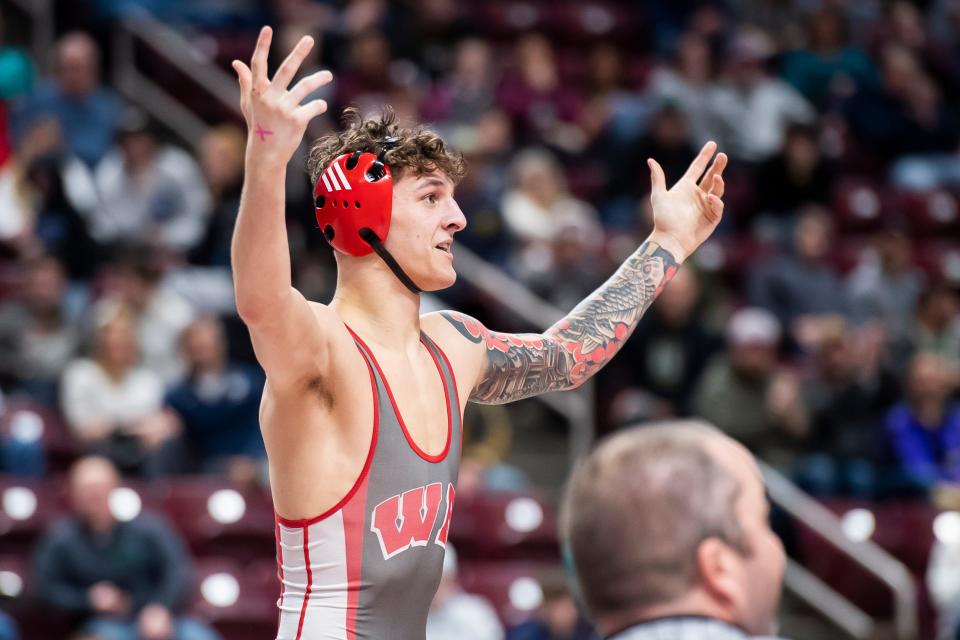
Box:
[442,240,679,404]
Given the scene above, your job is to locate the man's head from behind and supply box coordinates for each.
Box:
[561,421,785,637]
[307,108,467,292]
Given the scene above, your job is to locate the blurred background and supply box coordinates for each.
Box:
[0,0,959,638]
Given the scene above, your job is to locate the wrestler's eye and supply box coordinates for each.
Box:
[423,193,437,204]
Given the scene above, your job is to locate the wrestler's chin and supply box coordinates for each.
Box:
[418,262,457,292]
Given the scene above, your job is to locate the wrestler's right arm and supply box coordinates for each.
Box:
[231,27,335,389]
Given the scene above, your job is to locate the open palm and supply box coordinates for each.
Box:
[648,141,727,261]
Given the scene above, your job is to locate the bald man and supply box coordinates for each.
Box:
[32,457,219,640]
[562,422,786,640]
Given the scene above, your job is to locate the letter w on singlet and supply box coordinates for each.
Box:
[371,482,444,560]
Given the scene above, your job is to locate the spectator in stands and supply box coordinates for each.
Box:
[190,125,246,269]
[91,108,211,252]
[780,7,878,110]
[506,571,593,640]
[501,148,600,246]
[885,351,960,489]
[60,302,180,477]
[32,456,220,640]
[165,316,265,484]
[693,307,809,468]
[0,8,35,170]
[12,32,121,168]
[604,104,696,224]
[754,123,835,221]
[427,545,503,640]
[334,30,401,116]
[98,247,195,384]
[845,44,960,163]
[800,321,899,496]
[425,38,498,129]
[648,32,717,149]
[708,28,816,163]
[497,34,584,151]
[890,284,960,378]
[749,205,847,349]
[846,229,924,342]
[605,267,721,420]
[0,255,82,404]
[562,421,786,640]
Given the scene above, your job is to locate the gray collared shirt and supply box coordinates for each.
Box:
[609,617,786,640]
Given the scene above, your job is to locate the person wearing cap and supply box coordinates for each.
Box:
[562,421,787,640]
[692,308,809,467]
[229,27,728,638]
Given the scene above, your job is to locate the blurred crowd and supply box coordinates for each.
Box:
[0,0,960,638]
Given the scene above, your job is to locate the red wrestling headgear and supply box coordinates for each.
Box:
[313,137,424,293]
[314,150,392,257]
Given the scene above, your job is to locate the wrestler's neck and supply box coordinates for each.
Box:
[331,259,423,351]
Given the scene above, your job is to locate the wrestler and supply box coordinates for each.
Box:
[231,27,727,640]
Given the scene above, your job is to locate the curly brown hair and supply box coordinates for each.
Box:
[307,107,466,187]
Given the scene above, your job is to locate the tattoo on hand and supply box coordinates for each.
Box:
[443,241,679,404]
[255,125,273,141]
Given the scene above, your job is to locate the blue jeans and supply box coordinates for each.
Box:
[0,611,19,640]
[83,617,221,640]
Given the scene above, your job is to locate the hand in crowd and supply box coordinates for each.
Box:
[138,603,175,640]
[232,26,333,166]
[767,371,809,438]
[130,411,181,450]
[88,582,131,616]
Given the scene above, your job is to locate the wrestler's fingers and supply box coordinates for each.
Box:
[250,26,272,92]
[682,140,717,183]
[648,158,667,195]
[272,35,315,91]
[288,69,333,106]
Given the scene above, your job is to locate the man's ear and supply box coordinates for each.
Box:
[697,537,741,608]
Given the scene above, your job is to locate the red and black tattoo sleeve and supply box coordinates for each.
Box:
[442,240,679,404]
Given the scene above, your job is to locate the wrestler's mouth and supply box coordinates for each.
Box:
[434,240,453,256]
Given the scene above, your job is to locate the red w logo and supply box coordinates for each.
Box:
[370,482,455,560]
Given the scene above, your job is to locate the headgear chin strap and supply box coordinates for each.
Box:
[314,136,423,294]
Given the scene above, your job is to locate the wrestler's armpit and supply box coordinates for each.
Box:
[441,240,679,405]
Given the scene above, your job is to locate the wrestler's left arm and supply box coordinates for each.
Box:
[440,141,727,405]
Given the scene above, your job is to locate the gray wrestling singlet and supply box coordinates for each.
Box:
[274,326,462,640]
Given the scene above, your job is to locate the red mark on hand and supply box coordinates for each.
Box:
[254,125,273,142]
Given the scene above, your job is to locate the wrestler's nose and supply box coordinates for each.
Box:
[444,199,467,233]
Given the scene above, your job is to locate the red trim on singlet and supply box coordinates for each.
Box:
[346,327,452,464]
[274,514,286,627]
[342,472,368,639]
[275,338,380,528]
[295,525,313,640]
[427,333,464,456]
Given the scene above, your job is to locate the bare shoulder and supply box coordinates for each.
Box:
[421,311,488,392]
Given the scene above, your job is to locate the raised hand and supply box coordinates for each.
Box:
[232,26,333,165]
[647,141,727,262]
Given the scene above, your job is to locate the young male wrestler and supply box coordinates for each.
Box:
[231,27,727,639]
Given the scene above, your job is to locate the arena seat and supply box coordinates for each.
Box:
[191,556,277,640]
[893,188,959,236]
[833,178,888,233]
[0,396,79,472]
[0,475,61,556]
[157,479,276,558]
[450,490,559,562]
[458,560,560,627]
